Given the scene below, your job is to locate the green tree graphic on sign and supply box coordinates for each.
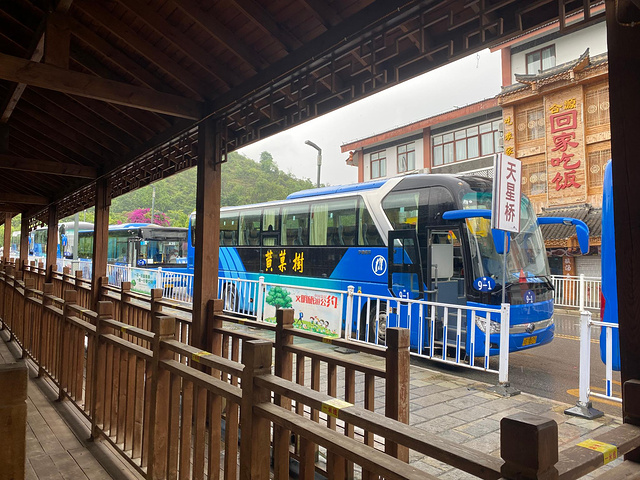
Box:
[265,286,292,309]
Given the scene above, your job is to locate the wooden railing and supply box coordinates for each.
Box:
[2,263,640,479]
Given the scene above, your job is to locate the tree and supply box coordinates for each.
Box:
[127,208,171,226]
[265,286,292,309]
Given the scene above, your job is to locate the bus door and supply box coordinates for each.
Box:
[425,227,466,353]
[387,229,423,331]
[128,237,141,267]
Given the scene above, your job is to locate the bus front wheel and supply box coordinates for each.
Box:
[222,283,238,312]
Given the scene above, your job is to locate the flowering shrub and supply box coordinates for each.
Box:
[126,208,171,226]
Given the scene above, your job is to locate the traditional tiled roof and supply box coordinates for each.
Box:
[498,50,608,97]
[538,204,601,241]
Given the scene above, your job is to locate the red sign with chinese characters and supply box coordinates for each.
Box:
[545,88,587,205]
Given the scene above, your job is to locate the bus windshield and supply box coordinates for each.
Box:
[463,192,548,282]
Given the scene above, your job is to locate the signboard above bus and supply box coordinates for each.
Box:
[491,153,522,233]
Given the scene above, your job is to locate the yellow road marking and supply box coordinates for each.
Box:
[566,388,622,407]
[555,333,598,344]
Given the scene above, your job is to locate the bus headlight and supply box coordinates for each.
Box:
[475,318,501,334]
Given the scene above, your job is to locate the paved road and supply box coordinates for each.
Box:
[412,309,623,418]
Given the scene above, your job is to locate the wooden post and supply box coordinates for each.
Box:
[45,205,58,283]
[91,178,110,310]
[239,340,273,480]
[192,117,222,350]
[120,281,131,324]
[605,0,640,428]
[59,289,77,401]
[623,380,640,461]
[385,327,410,462]
[0,362,28,480]
[22,277,36,359]
[3,212,11,263]
[39,283,53,378]
[147,315,175,480]
[274,308,294,479]
[500,413,558,479]
[19,214,29,271]
[150,288,163,320]
[91,301,113,440]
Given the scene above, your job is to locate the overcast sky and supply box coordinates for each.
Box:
[238,48,503,186]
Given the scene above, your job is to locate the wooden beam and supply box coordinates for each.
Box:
[3,212,11,261]
[91,177,110,309]
[606,0,640,444]
[0,52,203,120]
[0,193,48,205]
[19,214,29,270]
[45,205,57,281]
[0,154,97,178]
[192,118,222,351]
[45,12,70,68]
[0,1,73,123]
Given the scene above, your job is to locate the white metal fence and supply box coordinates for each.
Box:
[551,274,601,311]
[216,275,510,381]
[565,310,621,419]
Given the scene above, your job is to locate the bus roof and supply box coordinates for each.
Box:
[286,179,389,199]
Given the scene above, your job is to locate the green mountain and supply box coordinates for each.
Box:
[59,151,317,228]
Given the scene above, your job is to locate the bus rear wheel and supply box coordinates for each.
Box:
[360,303,387,345]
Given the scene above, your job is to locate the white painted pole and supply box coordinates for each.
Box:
[606,325,613,398]
[256,276,265,321]
[579,273,585,311]
[345,285,354,340]
[498,303,510,384]
[577,310,592,405]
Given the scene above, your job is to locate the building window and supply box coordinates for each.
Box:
[370,151,386,179]
[516,106,545,142]
[397,142,415,173]
[526,45,556,74]
[521,161,547,196]
[432,120,502,166]
[585,86,610,128]
[587,148,611,187]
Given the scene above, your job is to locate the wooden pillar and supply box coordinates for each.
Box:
[3,212,11,262]
[385,328,410,462]
[192,118,222,350]
[605,0,640,429]
[19,214,29,271]
[45,205,58,282]
[0,362,28,480]
[91,178,111,310]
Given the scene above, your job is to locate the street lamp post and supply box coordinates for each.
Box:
[305,140,322,188]
[150,184,156,224]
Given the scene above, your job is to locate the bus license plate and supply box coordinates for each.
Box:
[522,336,537,346]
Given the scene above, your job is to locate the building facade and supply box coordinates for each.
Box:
[341,12,608,277]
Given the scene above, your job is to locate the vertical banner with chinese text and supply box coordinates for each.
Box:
[491,153,522,233]
[545,86,587,205]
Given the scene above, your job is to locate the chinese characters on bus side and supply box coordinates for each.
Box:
[549,98,580,191]
[265,249,305,273]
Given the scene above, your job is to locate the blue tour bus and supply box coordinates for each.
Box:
[600,160,621,371]
[187,173,587,355]
[30,221,95,258]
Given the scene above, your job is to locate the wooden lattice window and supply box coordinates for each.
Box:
[585,86,610,128]
[521,161,547,196]
[587,148,611,187]
[516,105,545,142]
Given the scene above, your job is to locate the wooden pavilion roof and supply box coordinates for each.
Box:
[0,0,605,226]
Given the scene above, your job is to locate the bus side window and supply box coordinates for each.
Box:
[358,200,384,246]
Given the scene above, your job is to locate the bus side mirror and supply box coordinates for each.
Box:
[537,217,590,255]
[492,229,510,254]
[576,223,589,255]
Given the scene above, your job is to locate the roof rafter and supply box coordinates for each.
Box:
[0,153,97,178]
[0,52,203,119]
[0,192,48,205]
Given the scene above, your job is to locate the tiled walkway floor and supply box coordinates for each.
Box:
[0,331,142,480]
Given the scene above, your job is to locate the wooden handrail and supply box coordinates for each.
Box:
[161,338,244,378]
[256,402,432,480]
[283,343,386,377]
